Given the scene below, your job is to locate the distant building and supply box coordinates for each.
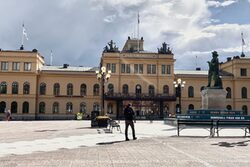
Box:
[0,37,249,120]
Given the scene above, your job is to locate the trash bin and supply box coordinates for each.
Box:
[91,111,100,127]
[96,116,110,127]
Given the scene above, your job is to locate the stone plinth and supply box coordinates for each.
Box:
[201,88,227,109]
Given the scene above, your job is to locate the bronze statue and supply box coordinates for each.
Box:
[103,40,119,53]
[207,51,223,89]
[158,42,172,54]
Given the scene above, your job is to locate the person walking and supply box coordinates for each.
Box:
[124,103,137,141]
[5,109,11,121]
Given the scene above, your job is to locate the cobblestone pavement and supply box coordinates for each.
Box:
[0,120,250,167]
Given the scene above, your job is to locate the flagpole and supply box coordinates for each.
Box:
[21,24,24,46]
[137,11,140,53]
[241,32,244,54]
[50,50,53,66]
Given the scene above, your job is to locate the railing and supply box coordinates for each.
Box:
[104,92,176,101]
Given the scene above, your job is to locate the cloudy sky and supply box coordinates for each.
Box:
[0,0,249,70]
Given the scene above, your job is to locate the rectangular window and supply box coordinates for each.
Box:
[106,63,111,71]
[147,65,150,74]
[126,64,130,73]
[139,64,143,74]
[121,64,130,73]
[162,65,166,74]
[147,64,156,74]
[167,65,171,74]
[111,63,116,73]
[1,62,8,71]
[134,64,139,74]
[240,68,247,76]
[121,64,125,73]
[24,62,31,71]
[152,65,156,74]
[134,64,143,74]
[12,62,20,71]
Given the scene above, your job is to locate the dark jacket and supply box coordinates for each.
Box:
[124,106,135,121]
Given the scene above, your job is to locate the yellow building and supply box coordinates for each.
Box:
[0,38,249,120]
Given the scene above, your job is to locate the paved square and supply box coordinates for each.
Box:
[0,120,250,167]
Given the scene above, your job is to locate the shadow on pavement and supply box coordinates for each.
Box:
[96,140,125,145]
[211,140,250,147]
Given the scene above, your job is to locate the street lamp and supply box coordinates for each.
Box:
[96,66,111,115]
[173,78,186,114]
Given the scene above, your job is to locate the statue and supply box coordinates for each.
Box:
[103,40,119,53]
[158,42,172,54]
[207,51,223,89]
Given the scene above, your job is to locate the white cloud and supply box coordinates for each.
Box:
[0,0,249,70]
[103,15,116,23]
[207,0,238,8]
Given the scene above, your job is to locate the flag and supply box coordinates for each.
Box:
[138,12,140,24]
[22,24,28,40]
[241,32,245,46]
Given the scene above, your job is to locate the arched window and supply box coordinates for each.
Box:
[40,83,46,95]
[200,86,205,92]
[163,85,169,95]
[0,101,6,113]
[188,104,194,110]
[11,101,18,113]
[242,105,248,114]
[108,84,114,94]
[66,102,73,113]
[148,85,155,95]
[23,82,30,94]
[188,86,194,98]
[93,103,100,111]
[39,102,45,113]
[12,82,19,94]
[226,87,231,99]
[53,102,59,114]
[80,102,86,113]
[93,84,99,96]
[0,82,7,94]
[67,83,73,96]
[53,83,60,96]
[107,103,113,114]
[226,105,232,110]
[80,84,87,96]
[122,84,129,94]
[22,101,29,113]
[135,84,142,95]
[241,87,247,99]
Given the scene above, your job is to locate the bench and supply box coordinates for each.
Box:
[177,119,214,136]
[108,119,122,133]
[214,120,250,137]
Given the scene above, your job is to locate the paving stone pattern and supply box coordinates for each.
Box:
[0,121,249,167]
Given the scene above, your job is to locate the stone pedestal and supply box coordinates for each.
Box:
[201,89,227,109]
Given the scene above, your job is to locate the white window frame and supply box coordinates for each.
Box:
[12,62,20,71]
[24,62,31,71]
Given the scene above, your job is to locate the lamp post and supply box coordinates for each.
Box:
[96,66,111,115]
[173,78,186,114]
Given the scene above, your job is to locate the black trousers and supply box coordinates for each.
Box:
[125,120,136,139]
